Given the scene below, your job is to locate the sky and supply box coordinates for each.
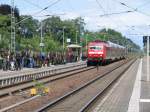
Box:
[1,0,150,49]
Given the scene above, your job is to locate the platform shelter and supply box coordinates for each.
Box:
[66,44,82,62]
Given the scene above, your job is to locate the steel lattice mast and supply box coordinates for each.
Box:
[11,0,15,53]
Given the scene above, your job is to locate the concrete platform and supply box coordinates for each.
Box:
[0,61,86,78]
[140,56,150,112]
[92,56,150,112]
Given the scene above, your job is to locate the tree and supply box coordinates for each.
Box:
[0,4,19,20]
[42,16,85,45]
[18,15,39,38]
[83,28,140,50]
[0,4,20,50]
[43,16,62,40]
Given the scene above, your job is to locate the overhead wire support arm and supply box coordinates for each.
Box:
[114,0,150,18]
[99,10,134,17]
[95,0,106,14]
[15,0,62,25]
[95,0,129,29]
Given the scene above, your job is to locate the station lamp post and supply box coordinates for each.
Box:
[39,21,44,53]
[62,26,66,63]
[63,26,66,50]
[76,30,78,44]
[38,14,66,53]
[84,32,88,54]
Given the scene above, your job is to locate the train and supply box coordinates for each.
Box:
[87,40,127,66]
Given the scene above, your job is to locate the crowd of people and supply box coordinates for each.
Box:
[0,47,85,71]
[0,50,67,71]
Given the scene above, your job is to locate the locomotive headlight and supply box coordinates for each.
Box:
[97,52,103,54]
[89,52,94,54]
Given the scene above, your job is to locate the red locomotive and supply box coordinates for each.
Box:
[87,40,126,66]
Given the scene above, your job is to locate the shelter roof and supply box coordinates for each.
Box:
[67,44,82,48]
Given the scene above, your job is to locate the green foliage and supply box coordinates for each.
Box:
[19,36,40,51]
[0,4,140,52]
[42,16,85,45]
[82,28,140,50]
[0,4,20,20]
[18,15,39,38]
[44,36,62,51]
[33,79,45,95]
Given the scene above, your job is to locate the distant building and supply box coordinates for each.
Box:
[143,36,150,55]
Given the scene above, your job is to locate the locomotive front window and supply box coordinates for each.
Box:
[90,46,102,50]
[90,47,96,50]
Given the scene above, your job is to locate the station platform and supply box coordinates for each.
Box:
[92,56,150,112]
[0,61,86,78]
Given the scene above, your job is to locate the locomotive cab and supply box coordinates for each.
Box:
[87,41,106,66]
[88,45,104,59]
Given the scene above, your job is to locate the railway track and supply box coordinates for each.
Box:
[0,65,95,112]
[0,59,133,112]
[0,62,86,88]
[34,59,136,112]
[0,63,95,97]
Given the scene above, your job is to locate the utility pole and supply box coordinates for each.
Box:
[63,26,65,50]
[11,0,16,53]
[79,18,82,60]
[41,22,43,44]
[62,26,66,63]
[39,21,44,53]
[86,33,87,52]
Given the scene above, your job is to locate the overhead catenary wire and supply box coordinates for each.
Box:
[95,0,142,40]
[42,0,62,10]
[95,0,119,28]
[95,0,131,31]
[111,0,150,35]
[127,25,150,36]
[66,0,75,12]
[113,0,150,18]
[97,0,150,36]
[32,13,66,17]
[96,0,106,14]
[94,0,144,47]
[115,0,150,36]
[23,0,44,9]
[99,10,133,17]
[16,0,62,25]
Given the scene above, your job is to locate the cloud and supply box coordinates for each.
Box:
[61,12,80,20]
[1,0,148,48]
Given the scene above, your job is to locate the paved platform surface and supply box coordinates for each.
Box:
[92,56,150,112]
[0,61,86,78]
[140,56,150,112]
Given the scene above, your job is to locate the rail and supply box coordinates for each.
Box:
[0,62,86,88]
[35,59,135,112]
